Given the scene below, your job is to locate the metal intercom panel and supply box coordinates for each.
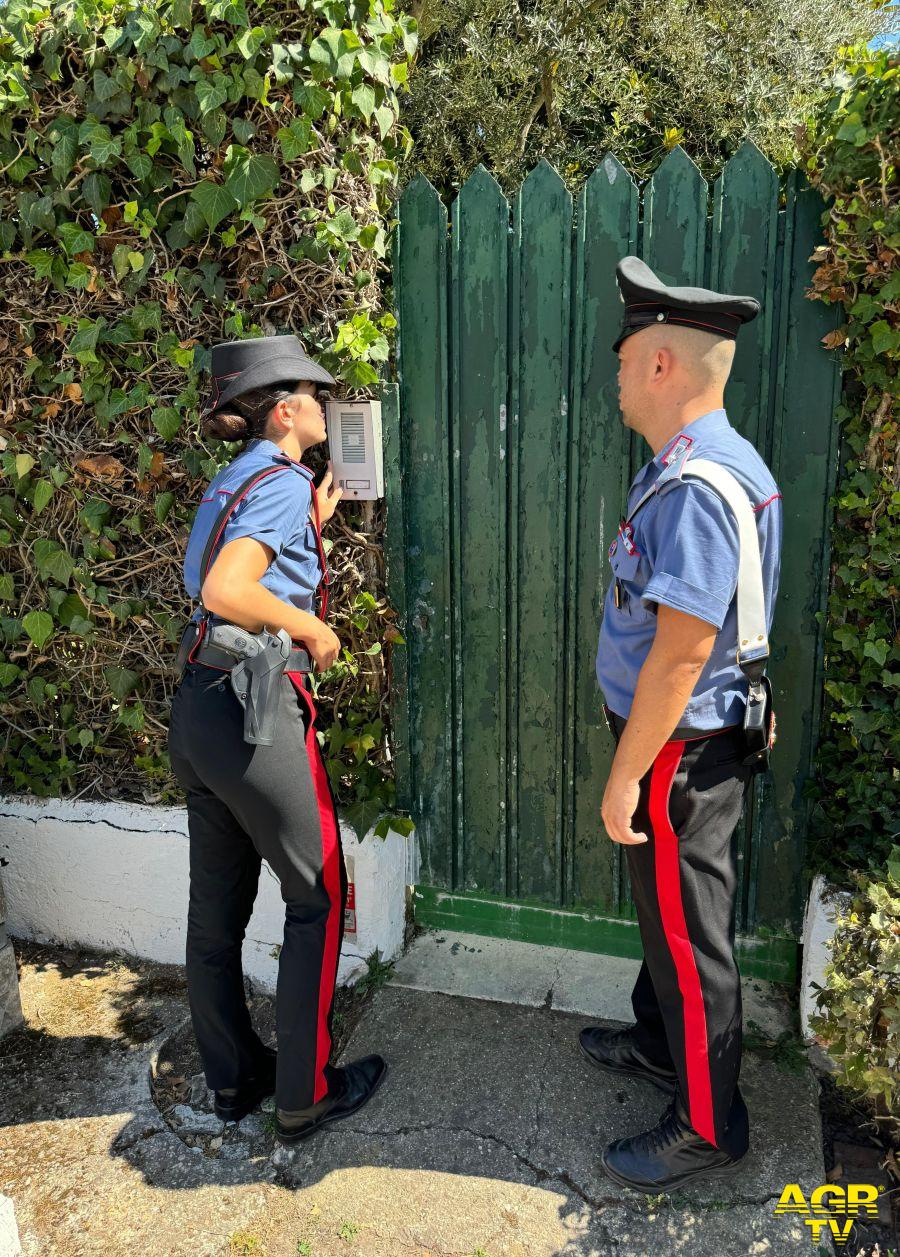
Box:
[324,399,384,501]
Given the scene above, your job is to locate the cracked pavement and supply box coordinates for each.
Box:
[0,943,824,1256]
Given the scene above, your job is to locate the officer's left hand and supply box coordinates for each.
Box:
[601,773,648,845]
[314,462,343,525]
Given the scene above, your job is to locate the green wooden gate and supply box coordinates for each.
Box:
[382,142,842,983]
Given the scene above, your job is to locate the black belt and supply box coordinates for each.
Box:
[604,705,741,743]
[192,640,312,673]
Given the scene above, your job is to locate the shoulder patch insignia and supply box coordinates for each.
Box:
[662,434,694,466]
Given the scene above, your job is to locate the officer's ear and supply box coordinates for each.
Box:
[269,396,295,434]
[651,347,674,382]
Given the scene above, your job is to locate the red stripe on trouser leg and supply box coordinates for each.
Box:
[287,672,342,1104]
[648,740,717,1147]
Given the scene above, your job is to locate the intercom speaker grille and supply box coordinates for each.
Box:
[340,411,367,464]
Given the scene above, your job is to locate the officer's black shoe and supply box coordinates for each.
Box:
[213,1046,277,1123]
[599,1097,749,1194]
[275,1055,387,1143]
[579,1024,678,1095]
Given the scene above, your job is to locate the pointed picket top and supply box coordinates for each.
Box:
[711,139,779,293]
[456,162,507,205]
[716,138,778,202]
[399,170,448,224]
[646,143,707,203]
[518,156,572,209]
[726,138,777,177]
[582,152,639,231]
[643,145,707,285]
[588,151,638,194]
[453,163,510,238]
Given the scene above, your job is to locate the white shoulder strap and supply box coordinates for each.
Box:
[680,458,768,668]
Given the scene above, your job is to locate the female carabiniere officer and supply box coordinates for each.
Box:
[167,334,386,1143]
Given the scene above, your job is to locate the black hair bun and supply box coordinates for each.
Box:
[201,409,250,440]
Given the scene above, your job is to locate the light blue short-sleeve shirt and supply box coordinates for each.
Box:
[183,438,324,620]
[595,409,782,731]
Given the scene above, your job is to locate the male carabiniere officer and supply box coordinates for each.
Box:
[582,257,783,1192]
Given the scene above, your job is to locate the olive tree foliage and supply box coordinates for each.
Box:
[401,0,898,195]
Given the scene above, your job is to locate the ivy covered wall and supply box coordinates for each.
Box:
[0,0,416,832]
[800,49,899,881]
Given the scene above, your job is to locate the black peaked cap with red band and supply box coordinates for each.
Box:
[612,256,760,354]
[201,333,336,419]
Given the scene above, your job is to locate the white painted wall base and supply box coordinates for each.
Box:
[0,796,411,991]
[0,1193,21,1257]
[800,872,852,1053]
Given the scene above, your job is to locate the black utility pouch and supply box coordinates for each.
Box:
[174,619,204,680]
[741,665,775,774]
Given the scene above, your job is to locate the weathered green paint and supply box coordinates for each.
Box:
[512,160,573,903]
[710,141,781,934]
[393,174,453,885]
[450,167,510,894]
[567,154,639,917]
[414,886,798,984]
[390,147,842,964]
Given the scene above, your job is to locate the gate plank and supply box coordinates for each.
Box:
[395,173,454,887]
[450,166,510,894]
[567,154,639,915]
[711,141,780,934]
[512,159,573,902]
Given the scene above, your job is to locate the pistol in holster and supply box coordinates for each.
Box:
[228,626,293,747]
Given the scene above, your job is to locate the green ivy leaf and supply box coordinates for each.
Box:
[80,498,112,535]
[373,814,415,840]
[863,639,889,666]
[351,83,376,122]
[57,592,90,628]
[224,153,280,206]
[103,665,139,700]
[33,539,75,585]
[343,797,384,841]
[195,76,229,116]
[23,610,54,649]
[155,492,175,522]
[32,480,54,514]
[151,407,182,440]
[340,359,379,388]
[374,105,395,139]
[277,118,312,161]
[295,83,331,120]
[191,179,239,231]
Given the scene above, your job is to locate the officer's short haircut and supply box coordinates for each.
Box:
[637,323,736,388]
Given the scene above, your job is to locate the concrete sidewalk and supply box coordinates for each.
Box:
[0,936,823,1256]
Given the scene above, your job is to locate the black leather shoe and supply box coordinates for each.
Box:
[275,1055,387,1143]
[213,1046,277,1123]
[579,1024,678,1095]
[600,1097,749,1194]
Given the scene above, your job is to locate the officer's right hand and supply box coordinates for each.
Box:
[307,622,341,672]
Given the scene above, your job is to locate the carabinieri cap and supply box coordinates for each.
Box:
[612,256,761,354]
[201,333,336,419]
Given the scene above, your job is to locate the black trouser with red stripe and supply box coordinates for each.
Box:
[607,709,753,1158]
[167,662,346,1113]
